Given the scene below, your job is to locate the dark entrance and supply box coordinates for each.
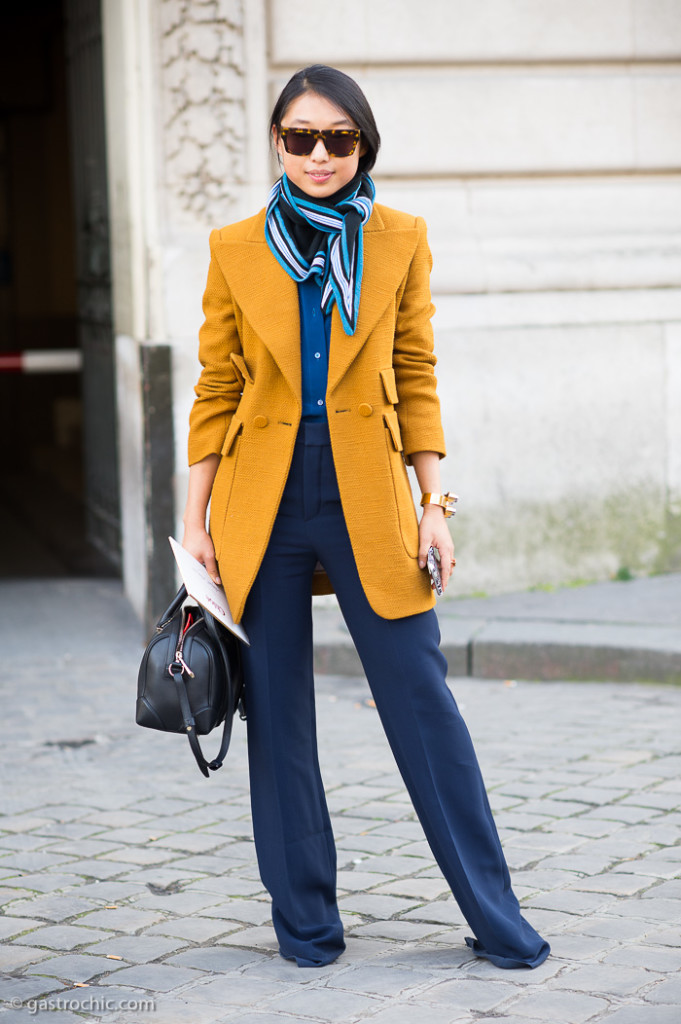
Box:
[0,0,120,577]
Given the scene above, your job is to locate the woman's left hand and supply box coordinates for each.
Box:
[418,506,456,592]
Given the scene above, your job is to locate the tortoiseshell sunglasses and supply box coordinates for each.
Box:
[279,127,361,157]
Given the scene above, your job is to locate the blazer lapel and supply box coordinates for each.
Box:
[210,213,302,402]
[209,206,422,401]
[327,208,421,393]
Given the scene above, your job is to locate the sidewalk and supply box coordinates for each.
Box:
[313,573,681,683]
[0,578,680,1024]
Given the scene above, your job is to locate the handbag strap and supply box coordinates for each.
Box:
[204,610,247,722]
[161,586,245,776]
[169,661,234,778]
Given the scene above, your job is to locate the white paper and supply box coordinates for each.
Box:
[168,537,250,646]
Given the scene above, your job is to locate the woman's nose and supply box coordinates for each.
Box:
[310,137,329,161]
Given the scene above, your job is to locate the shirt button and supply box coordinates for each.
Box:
[314,352,321,359]
[317,399,324,407]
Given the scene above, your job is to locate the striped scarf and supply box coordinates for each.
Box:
[264,173,376,336]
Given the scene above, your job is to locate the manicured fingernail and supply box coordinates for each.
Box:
[419,560,425,568]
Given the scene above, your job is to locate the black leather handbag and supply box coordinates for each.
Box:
[136,585,245,777]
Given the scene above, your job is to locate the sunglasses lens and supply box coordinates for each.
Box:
[327,133,357,157]
[284,130,314,156]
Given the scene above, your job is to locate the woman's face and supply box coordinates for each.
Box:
[273,91,363,199]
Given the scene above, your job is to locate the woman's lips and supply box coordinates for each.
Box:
[307,170,333,183]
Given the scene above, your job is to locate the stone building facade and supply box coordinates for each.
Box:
[101,0,681,618]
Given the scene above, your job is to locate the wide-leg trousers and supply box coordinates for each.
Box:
[240,421,550,969]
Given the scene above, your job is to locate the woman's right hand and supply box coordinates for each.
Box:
[182,523,221,586]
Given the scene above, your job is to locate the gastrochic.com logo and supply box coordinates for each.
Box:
[9,996,156,1015]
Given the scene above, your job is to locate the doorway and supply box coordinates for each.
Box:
[0,0,120,577]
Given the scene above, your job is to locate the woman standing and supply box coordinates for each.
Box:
[183,64,549,971]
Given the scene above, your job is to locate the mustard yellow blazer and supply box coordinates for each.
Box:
[188,203,447,623]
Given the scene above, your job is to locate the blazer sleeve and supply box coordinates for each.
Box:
[187,230,244,465]
[392,216,447,464]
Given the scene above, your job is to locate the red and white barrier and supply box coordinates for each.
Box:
[0,350,83,374]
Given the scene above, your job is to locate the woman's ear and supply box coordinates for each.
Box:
[272,124,284,166]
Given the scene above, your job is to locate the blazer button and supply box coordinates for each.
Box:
[253,415,268,428]
[358,403,373,417]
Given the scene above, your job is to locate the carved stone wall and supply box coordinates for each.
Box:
[159,0,247,229]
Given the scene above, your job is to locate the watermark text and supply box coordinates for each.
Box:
[9,996,156,1015]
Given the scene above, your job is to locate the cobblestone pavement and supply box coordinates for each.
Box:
[0,581,680,1024]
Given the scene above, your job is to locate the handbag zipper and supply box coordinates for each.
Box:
[169,607,196,679]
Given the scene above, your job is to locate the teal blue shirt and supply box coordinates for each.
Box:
[299,279,331,421]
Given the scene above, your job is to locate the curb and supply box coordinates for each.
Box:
[312,609,681,684]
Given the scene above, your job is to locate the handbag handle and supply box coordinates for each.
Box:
[156,585,188,630]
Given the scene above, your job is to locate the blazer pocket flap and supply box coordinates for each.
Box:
[383,410,404,452]
[380,367,399,405]
[230,352,253,386]
[221,417,243,456]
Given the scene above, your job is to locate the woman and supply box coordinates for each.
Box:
[183,64,549,971]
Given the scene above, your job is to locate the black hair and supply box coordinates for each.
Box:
[269,64,381,175]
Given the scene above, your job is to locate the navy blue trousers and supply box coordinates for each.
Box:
[241,422,550,969]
